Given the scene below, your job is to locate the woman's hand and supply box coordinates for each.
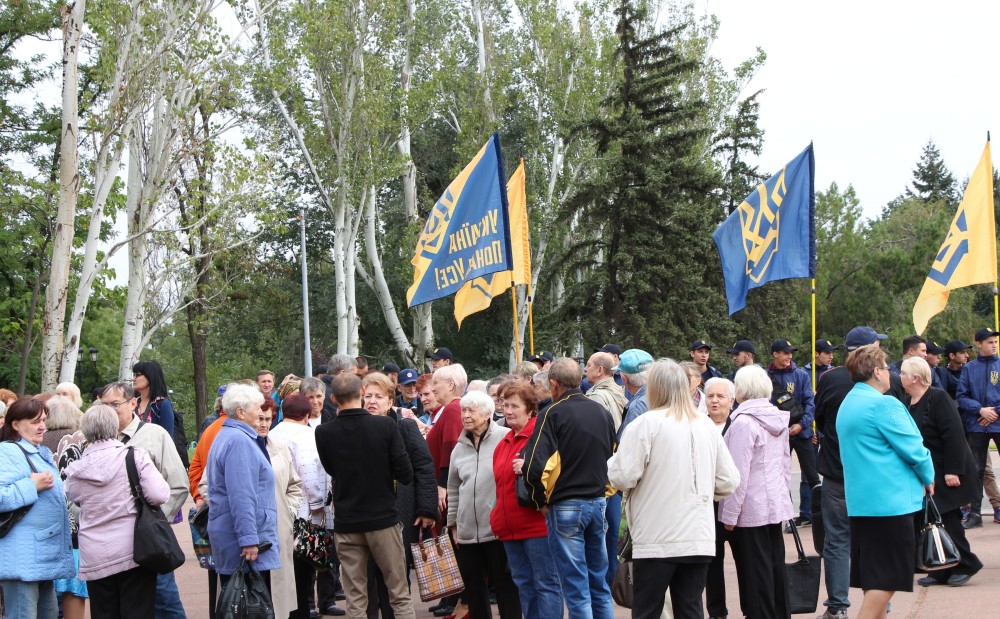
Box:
[241,545,259,562]
[31,471,54,492]
[437,486,447,514]
[944,474,961,487]
[512,458,524,475]
[925,483,935,496]
[724,524,735,531]
[415,516,436,529]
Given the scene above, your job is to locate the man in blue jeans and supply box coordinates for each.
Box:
[814,326,906,619]
[524,357,617,619]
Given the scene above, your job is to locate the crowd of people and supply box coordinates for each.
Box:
[0,326,993,619]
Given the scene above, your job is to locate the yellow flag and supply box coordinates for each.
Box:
[913,141,997,334]
[454,161,530,328]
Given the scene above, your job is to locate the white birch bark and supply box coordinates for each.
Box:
[41,0,87,391]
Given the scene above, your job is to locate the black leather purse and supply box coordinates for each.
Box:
[217,557,275,619]
[918,494,960,571]
[0,442,37,537]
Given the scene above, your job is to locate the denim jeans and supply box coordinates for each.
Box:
[155,571,188,618]
[820,478,850,612]
[546,497,614,619]
[503,537,563,619]
[604,492,622,587]
[0,580,58,619]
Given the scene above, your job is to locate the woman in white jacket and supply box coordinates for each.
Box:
[607,359,740,619]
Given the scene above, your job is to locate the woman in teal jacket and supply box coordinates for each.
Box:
[838,344,934,619]
[0,398,75,618]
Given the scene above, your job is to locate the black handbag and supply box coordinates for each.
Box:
[293,517,334,571]
[0,442,37,537]
[191,502,210,541]
[125,447,186,573]
[918,494,960,571]
[217,557,275,619]
[515,474,534,507]
[785,519,821,614]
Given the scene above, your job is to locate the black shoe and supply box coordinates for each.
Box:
[963,512,983,529]
[335,590,346,601]
[324,605,347,616]
[310,611,321,619]
[793,516,812,527]
[433,606,456,617]
[428,603,443,613]
[918,576,946,587]
[947,573,973,586]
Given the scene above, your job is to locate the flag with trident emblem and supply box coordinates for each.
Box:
[713,144,816,315]
[913,140,997,335]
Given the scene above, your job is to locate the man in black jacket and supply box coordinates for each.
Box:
[315,375,417,619]
[524,357,616,619]
[814,326,906,619]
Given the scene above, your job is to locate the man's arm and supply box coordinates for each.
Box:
[523,406,558,510]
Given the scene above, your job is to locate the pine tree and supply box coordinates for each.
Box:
[907,139,956,206]
[553,0,723,349]
[713,90,766,215]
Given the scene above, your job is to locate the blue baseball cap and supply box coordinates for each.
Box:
[615,349,653,374]
[844,326,887,351]
[398,369,418,385]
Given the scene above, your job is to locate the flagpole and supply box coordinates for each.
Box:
[811,278,817,390]
[527,282,535,356]
[994,284,999,333]
[511,278,522,363]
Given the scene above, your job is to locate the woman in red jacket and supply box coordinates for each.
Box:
[491,383,563,619]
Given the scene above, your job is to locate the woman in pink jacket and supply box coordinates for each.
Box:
[717,365,795,619]
[64,404,170,619]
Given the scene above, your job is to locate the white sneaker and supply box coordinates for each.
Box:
[817,610,848,619]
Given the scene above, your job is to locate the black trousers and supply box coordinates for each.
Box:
[88,566,157,619]
[967,432,1000,514]
[632,559,709,619]
[704,518,729,618]
[729,524,790,619]
[207,568,219,619]
[292,556,317,619]
[923,508,983,580]
[454,540,521,619]
[317,529,343,610]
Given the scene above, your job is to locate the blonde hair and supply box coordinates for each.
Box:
[362,372,395,398]
[901,356,932,386]
[55,383,84,408]
[45,395,84,432]
[646,359,698,420]
[434,364,468,397]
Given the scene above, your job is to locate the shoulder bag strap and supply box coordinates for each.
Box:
[9,441,38,474]
[788,518,807,561]
[120,420,146,445]
[124,446,147,504]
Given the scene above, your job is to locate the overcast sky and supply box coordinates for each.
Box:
[694,0,999,219]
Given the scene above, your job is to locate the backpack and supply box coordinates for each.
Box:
[771,374,805,427]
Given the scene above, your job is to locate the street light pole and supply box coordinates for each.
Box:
[299,209,313,377]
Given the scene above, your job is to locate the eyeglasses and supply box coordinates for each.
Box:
[103,400,131,408]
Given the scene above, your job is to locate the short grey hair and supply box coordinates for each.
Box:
[299,376,326,395]
[45,396,84,432]
[734,365,772,401]
[81,404,121,442]
[468,380,488,392]
[460,390,494,417]
[532,371,550,388]
[434,363,468,396]
[327,354,358,376]
[621,370,647,388]
[901,356,932,386]
[222,383,265,417]
[704,377,736,400]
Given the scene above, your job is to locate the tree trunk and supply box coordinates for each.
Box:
[119,135,148,379]
[41,0,87,391]
[17,259,45,395]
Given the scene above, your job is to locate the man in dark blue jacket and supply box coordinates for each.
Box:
[768,338,817,528]
[938,340,972,400]
[956,327,1000,528]
[804,339,838,391]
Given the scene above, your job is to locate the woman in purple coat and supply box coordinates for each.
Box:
[717,365,795,619]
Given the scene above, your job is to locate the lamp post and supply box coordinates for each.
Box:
[89,347,99,394]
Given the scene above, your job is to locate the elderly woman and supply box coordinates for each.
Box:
[361,373,437,619]
[492,382,562,619]
[64,405,170,618]
[900,357,982,587]
[269,394,338,618]
[41,396,83,454]
[838,344,933,618]
[679,361,707,413]
[703,377,736,619]
[607,361,739,619]
[717,365,795,619]
[254,401,303,619]
[447,391,520,619]
[206,383,280,594]
[415,374,437,425]
[428,364,468,514]
[299,376,328,426]
[0,398,75,618]
[55,383,84,409]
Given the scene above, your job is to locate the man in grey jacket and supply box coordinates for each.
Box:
[585,352,627,432]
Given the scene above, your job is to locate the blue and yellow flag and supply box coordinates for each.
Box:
[407,133,513,307]
[913,140,996,335]
[713,144,815,315]
[454,160,529,328]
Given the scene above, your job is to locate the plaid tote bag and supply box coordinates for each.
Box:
[410,530,465,602]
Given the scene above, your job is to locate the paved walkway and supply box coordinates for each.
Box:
[145,455,1000,618]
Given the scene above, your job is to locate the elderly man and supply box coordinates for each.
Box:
[532,371,552,413]
[524,358,616,619]
[101,381,189,619]
[585,352,627,432]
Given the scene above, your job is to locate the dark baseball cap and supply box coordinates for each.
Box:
[815,339,837,353]
[844,326,887,351]
[690,340,712,351]
[726,340,756,355]
[595,344,623,356]
[975,327,999,342]
[427,347,453,361]
[944,339,973,355]
[529,350,554,364]
[770,339,797,353]
[398,369,418,385]
[926,341,947,355]
[381,363,401,374]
